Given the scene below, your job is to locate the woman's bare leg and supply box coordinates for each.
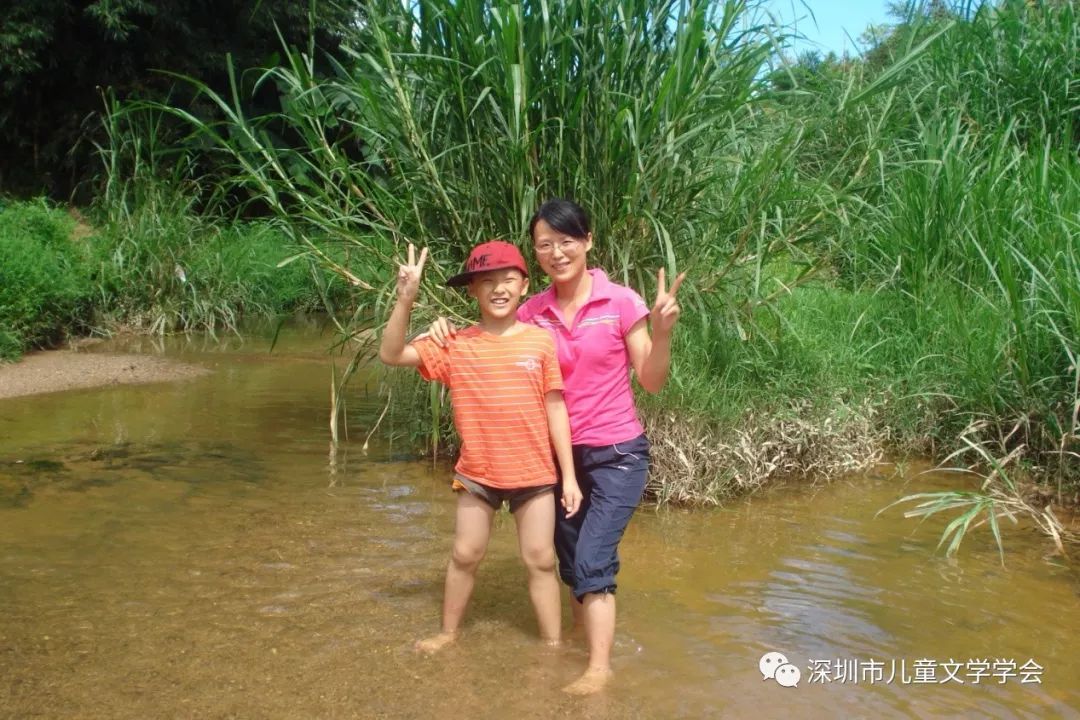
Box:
[563,592,616,694]
[568,589,585,633]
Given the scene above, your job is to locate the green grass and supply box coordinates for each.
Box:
[0,200,92,360]
[91,183,342,334]
[750,0,1080,553]
[0,194,352,357]
[90,96,352,336]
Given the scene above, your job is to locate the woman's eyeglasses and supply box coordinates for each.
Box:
[534,238,581,256]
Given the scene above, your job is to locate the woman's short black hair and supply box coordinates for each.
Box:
[529,198,591,240]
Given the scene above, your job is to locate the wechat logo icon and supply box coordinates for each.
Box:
[760,651,801,688]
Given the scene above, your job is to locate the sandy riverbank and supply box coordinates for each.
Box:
[0,348,208,400]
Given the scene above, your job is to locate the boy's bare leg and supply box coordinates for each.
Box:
[512,491,561,644]
[563,592,616,694]
[416,492,494,654]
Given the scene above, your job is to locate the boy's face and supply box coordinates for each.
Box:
[466,268,528,321]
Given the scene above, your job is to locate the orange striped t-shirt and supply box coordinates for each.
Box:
[412,324,563,489]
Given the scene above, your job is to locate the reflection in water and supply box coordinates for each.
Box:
[1,328,1078,719]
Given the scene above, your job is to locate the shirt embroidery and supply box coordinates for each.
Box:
[515,356,540,371]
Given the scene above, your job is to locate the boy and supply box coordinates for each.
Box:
[379,241,583,653]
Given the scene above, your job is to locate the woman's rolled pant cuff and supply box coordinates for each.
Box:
[555,568,617,601]
[572,580,616,602]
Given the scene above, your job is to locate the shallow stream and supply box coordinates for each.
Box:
[2,327,1078,718]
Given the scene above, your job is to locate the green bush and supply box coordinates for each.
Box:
[90,180,346,334]
[0,200,91,360]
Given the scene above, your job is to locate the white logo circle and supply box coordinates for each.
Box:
[759,651,789,680]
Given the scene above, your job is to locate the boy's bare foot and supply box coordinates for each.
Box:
[414,631,458,655]
[562,667,613,695]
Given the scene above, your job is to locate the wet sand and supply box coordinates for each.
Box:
[0,348,208,400]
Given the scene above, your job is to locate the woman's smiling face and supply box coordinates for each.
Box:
[532,218,592,283]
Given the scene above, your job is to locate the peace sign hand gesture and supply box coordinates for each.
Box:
[650,268,686,338]
[396,243,429,302]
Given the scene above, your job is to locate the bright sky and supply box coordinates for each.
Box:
[764,0,896,57]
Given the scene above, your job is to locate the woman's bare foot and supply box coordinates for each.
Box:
[562,666,613,695]
[414,631,458,655]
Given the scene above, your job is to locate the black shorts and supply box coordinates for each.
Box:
[453,474,556,513]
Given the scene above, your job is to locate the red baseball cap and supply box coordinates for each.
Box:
[446,240,529,287]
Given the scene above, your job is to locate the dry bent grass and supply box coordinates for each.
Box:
[643,398,886,505]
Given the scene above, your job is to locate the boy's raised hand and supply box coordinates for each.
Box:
[396,243,429,301]
[650,267,686,337]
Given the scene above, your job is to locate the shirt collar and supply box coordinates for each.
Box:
[535,268,615,319]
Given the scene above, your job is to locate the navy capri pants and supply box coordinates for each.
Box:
[554,434,650,600]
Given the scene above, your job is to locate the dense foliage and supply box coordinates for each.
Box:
[0,0,356,199]
[0,195,344,360]
[0,201,90,359]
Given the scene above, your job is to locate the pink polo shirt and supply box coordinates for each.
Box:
[518,268,650,446]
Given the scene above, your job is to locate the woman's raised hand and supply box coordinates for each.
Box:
[396,243,428,301]
[650,268,686,337]
[428,317,458,347]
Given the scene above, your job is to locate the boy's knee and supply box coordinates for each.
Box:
[451,542,485,571]
[521,545,557,574]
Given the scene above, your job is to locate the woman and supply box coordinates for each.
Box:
[430,198,684,694]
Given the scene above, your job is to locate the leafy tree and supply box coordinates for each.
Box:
[766,49,846,94]
[0,0,356,200]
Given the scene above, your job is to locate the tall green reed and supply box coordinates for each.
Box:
[92,95,337,335]
[803,0,1080,554]
[149,0,834,447]
[153,0,832,301]
[101,0,1079,554]
[914,0,1078,151]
